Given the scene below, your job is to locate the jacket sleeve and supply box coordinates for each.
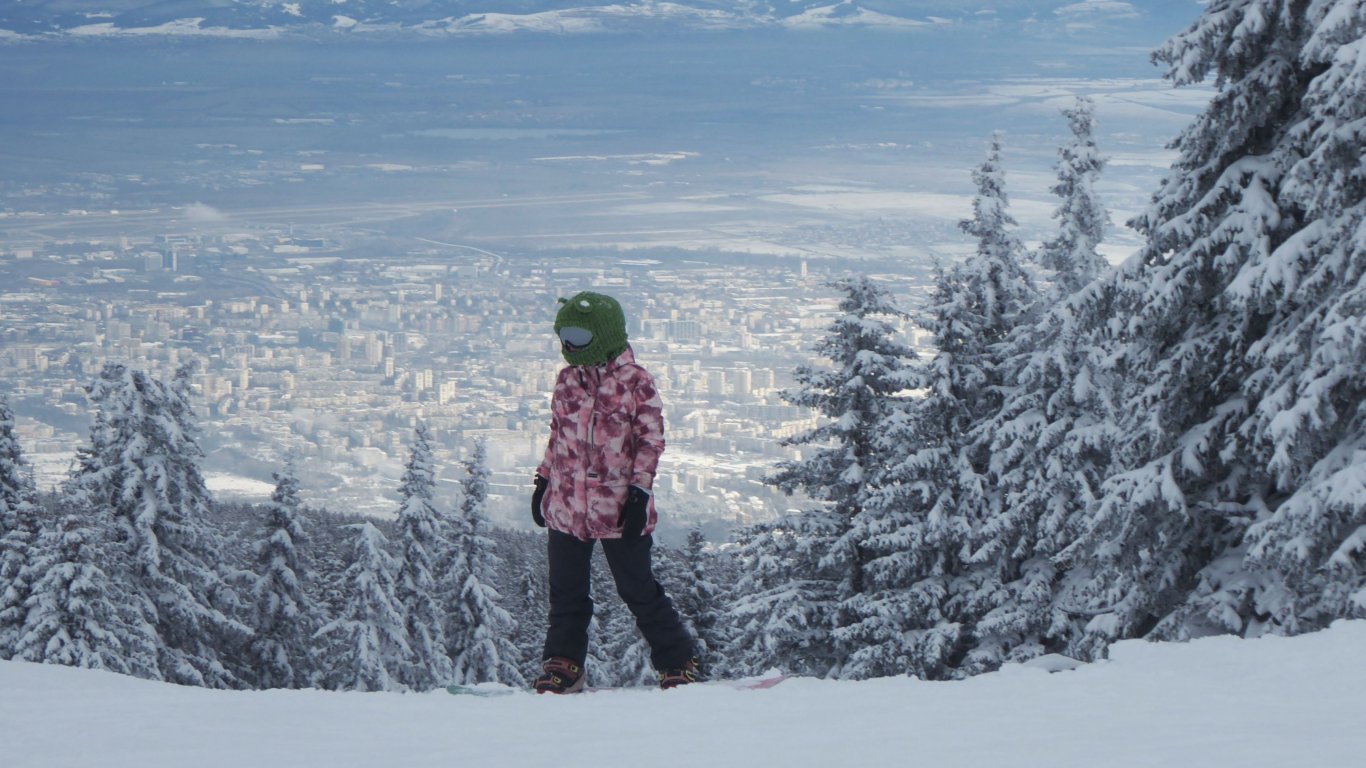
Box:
[630,369,665,489]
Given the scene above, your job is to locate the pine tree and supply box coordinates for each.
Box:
[444,438,524,686]
[596,603,654,688]
[724,516,837,676]
[769,275,919,678]
[392,423,452,690]
[247,458,318,689]
[1236,0,1366,630]
[837,138,1040,679]
[316,522,412,692]
[1038,96,1111,297]
[14,508,159,676]
[1055,0,1366,652]
[967,278,1122,670]
[670,527,726,677]
[0,397,41,659]
[509,562,546,684]
[71,363,249,687]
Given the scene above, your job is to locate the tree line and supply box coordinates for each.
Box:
[0,371,736,690]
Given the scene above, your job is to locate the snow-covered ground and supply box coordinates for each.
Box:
[5,621,1364,768]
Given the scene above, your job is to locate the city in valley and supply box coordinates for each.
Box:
[0,208,930,538]
[0,31,1200,540]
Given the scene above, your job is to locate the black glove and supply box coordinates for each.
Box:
[618,485,650,540]
[531,475,548,528]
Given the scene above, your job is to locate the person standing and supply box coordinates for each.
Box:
[530,291,697,693]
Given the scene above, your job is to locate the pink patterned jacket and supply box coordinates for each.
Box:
[536,347,664,540]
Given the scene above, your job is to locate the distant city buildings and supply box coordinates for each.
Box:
[0,223,929,533]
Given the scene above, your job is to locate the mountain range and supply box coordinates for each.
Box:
[0,1,1197,40]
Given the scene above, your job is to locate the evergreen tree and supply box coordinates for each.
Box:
[724,515,837,677]
[247,458,318,689]
[597,610,654,688]
[444,438,524,686]
[509,561,546,684]
[316,522,411,692]
[0,397,41,659]
[1235,0,1366,631]
[14,508,159,676]
[392,422,452,690]
[1038,96,1111,297]
[769,275,919,678]
[837,137,1039,680]
[1033,0,1366,655]
[71,363,249,687]
[670,527,727,677]
[967,278,1122,670]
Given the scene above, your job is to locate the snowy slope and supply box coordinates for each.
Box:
[5,621,1365,768]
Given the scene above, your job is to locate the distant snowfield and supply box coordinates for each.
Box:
[5,621,1364,768]
[204,472,277,499]
[65,18,281,39]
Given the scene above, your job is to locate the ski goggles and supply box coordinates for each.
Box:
[558,326,593,351]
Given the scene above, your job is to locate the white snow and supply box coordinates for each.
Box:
[5,621,1364,767]
[782,5,930,30]
[65,18,280,39]
[204,472,276,499]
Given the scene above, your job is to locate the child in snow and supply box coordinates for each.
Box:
[530,291,697,693]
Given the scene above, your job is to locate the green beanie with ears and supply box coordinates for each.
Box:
[554,291,629,366]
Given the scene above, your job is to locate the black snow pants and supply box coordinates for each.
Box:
[542,529,695,671]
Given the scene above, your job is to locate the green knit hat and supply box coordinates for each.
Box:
[554,291,629,366]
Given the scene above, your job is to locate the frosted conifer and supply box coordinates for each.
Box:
[392,422,452,690]
[768,276,919,677]
[247,458,318,689]
[1055,0,1366,652]
[671,527,726,677]
[444,438,524,685]
[15,509,159,676]
[316,522,411,692]
[724,515,838,676]
[965,277,1122,670]
[0,397,40,659]
[837,138,1038,679]
[71,363,249,687]
[1038,97,1111,297]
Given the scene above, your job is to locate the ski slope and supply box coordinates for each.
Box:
[5,621,1365,768]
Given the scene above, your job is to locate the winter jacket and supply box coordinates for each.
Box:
[536,347,664,541]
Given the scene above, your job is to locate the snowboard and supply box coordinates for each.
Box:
[446,673,789,697]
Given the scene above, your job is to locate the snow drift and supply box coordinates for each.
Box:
[5,620,1365,768]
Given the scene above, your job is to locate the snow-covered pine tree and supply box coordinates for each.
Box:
[1058,0,1366,653]
[1037,96,1111,298]
[1238,0,1366,630]
[315,522,412,692]
[0,397,41,659]
[844,137,1039,679]
[964,275,1123,671]
[247,458,318,689]
[723,514,837,676]
[922,126,1116,672]
[14,507,160,676]
[70,362,249,687]
[502,533,547,684]
[392,422,452,690]
[444,438,524,686]
[670,527,727,677]
[768,275,919,678]
[596,604,654,688]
